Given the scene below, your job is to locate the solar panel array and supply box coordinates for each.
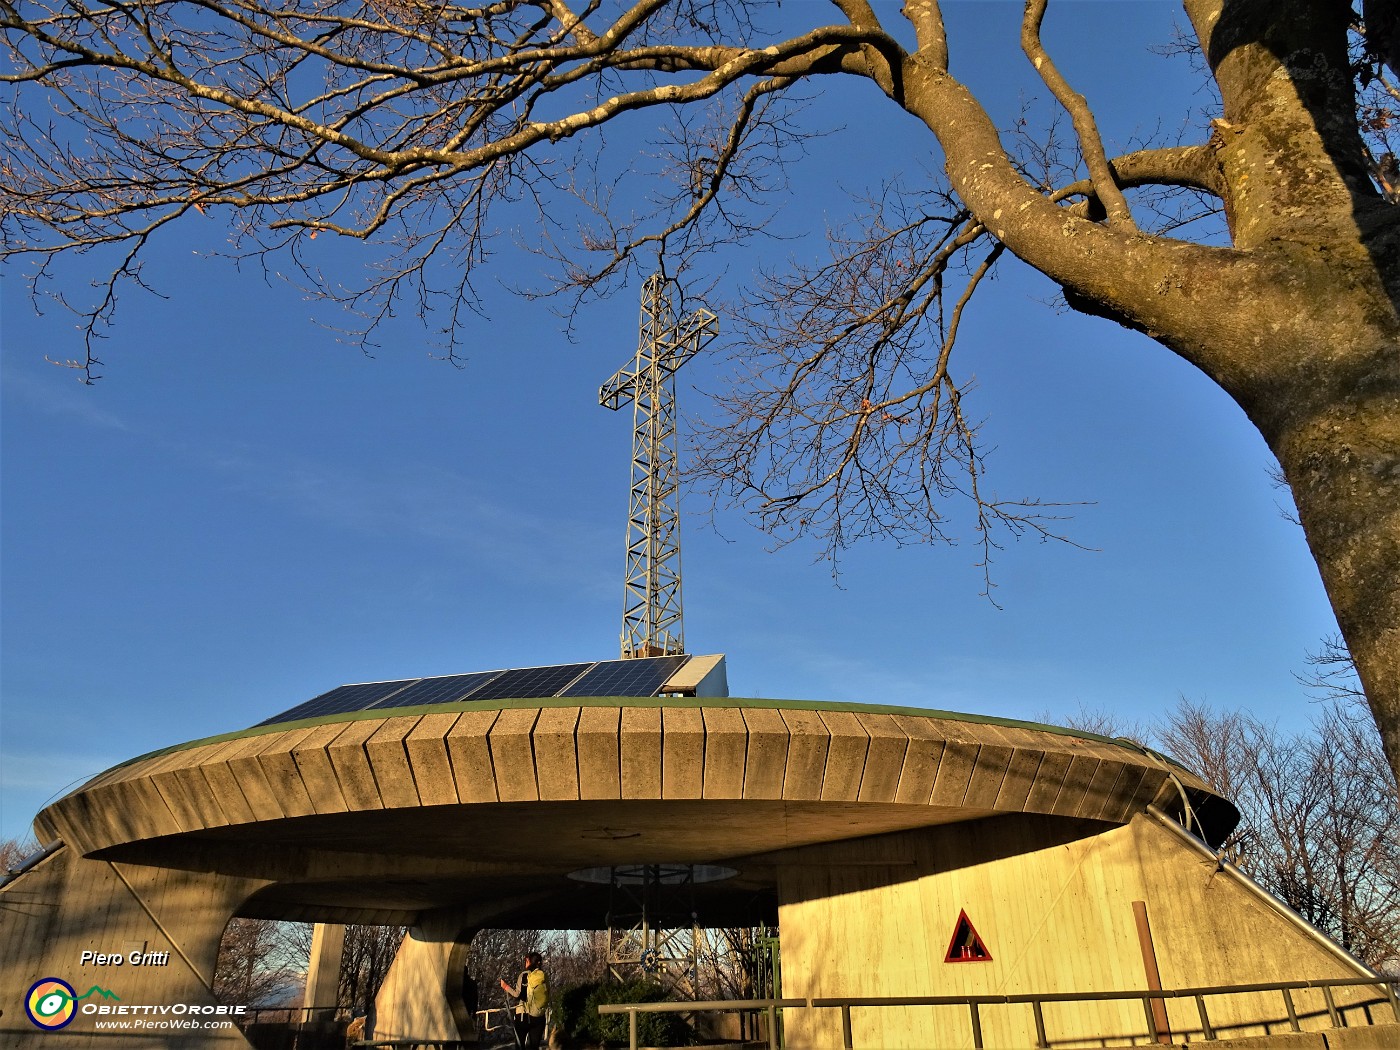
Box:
[253,655,693,727]
[467,662,595,702]
[560,654,687,697]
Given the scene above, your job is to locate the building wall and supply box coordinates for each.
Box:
[777,812,1378,1049]
[0,847,261,1049]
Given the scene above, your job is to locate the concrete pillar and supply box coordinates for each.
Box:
[373,912,465,1042]
[302,923,345,1026]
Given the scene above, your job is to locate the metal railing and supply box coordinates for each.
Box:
[473,1006,512,1035]
[238,1004,341,1027]
[810,975,1400,1049]
[595,977,1399,1050]
[596,996,806,1050]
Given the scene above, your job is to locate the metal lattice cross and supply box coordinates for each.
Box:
[600,275,718,659]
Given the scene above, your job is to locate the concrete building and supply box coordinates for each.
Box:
[2,655,1393,1048]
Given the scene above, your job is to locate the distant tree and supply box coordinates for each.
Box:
[0,836,39,874]
[466,927,546,1012]
[284,921,407,1015]
[4,1,1399,787]
[694,927,775,1001]
[1040,704,1152,749]
[1297,633,1370,707]
[690,925,778,1040]
[213,918,305,1007]
[1052,685,1400,973]
[340,923,407,1016]
[1156,697,1400,973]
[543,928,610,989]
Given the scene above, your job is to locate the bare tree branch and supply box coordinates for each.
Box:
[693,181,1086,590]
[4,1,1400,787]
[1020,0,1136,230]
[901,0,947,69]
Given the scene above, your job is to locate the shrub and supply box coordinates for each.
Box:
[557,978,693,1047]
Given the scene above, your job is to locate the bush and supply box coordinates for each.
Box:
[556,979,694,1047]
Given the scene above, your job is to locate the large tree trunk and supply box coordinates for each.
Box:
[1183,0,1400,785]
[1271,358,1400,784]
[897,0,1400,784]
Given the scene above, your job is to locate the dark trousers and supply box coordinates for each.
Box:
[514,1011,545,1050]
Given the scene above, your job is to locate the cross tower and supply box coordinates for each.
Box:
[600,274,718,659]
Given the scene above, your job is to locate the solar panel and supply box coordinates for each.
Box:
[369,672,502,710]
[465,662,594,701]
[559,655,688,697]
[253,679,418,726]
[252,655,700,727]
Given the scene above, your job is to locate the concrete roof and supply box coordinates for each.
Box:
[34,698,1236,927]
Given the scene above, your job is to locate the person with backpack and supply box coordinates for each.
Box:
[499,951,548,1049]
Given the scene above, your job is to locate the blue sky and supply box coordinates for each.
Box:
[0,2,1342,844]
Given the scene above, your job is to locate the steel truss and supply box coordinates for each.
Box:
[600,274,718,659]
[604,863,702,996]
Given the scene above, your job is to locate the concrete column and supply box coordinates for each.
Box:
[303,923,345,1025]
[373,912,463,1042]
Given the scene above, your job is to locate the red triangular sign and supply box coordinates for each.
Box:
[944,909,992,962]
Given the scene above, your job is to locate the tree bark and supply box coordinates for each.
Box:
[894,0,1400,784]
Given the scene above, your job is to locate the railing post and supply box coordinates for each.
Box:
[1282,987,1301,1032]
[1323,986,1341,1028]
[1385,979,1400,1024]
[1141,995,1159,1043]
[841,1002,853,1050]
[969,1002,983,1049]
[1195,995,1214,1041]
[768,1003,778,1050]
[1031,1000,1048,1049]
[629,1006,638,1050]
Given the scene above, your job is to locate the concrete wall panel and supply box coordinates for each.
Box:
[620,706,662,798]
[407,712,464,806]
[854,713,908,803]
[929,740,980,807]
[1023,748,1073,812]
[193,740,260,827]
[365,716,425,809]
[662,707,705,799]
[1050,753,1102,817]
[779,709,829,801]
[136,748,219,834]
[489,709,540,804]
[993,747,1045,812]
[818,711,868,802]
[447,710,500,803]
[701,707,747,799]
[242,728,318,819]
[1075,757,1129,822]
[289,723,355,815]
[891,714,946,806]
[961,742,1014,810]
[325,720,388,812]
[741,707,789,800]
[157,742,247,830]
[577,706,622,799]
[534,707,581,801]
